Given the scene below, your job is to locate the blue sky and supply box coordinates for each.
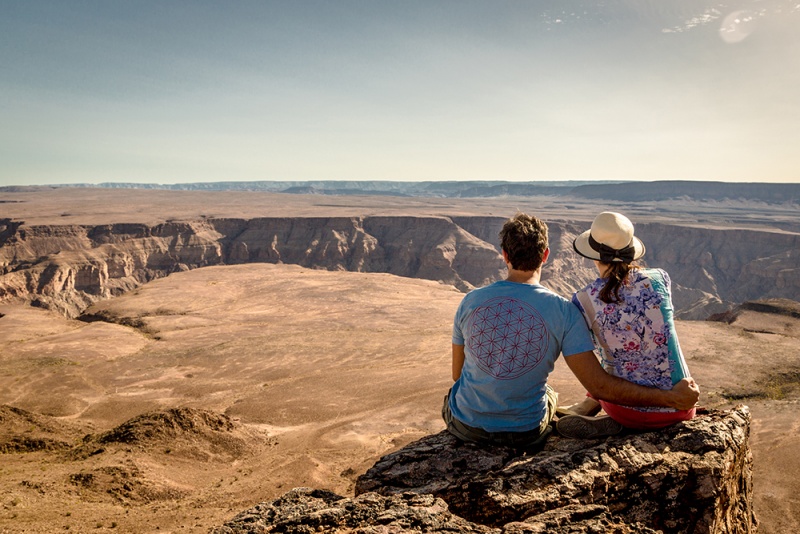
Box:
[1,0,798,186]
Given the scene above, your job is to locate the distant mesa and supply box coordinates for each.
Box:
[5,180,800,204]
[280,185,319,194]
[569,181,800,204]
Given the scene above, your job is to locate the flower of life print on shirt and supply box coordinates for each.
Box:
[466,296,549,380]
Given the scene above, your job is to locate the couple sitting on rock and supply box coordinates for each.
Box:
[442,212,699,447]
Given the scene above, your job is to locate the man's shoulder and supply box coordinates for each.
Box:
[458,281,505,308]
[463,280,503,297]
[463,281,577,308]
[533,284,572,304]
[529,286,585,324]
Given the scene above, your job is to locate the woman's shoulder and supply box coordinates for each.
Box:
[572,278,604,305]
[639,266,669,276]
[576,276,604,292]
[634,267,671,287]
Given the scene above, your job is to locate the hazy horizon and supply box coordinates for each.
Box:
[6,178,799,189]
[2,1,799,186]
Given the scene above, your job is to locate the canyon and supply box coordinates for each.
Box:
[1,186,799,533]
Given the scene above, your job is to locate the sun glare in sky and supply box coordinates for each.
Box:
[1,0,798,186]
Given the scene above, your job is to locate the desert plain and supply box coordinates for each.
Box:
[1,187,799,533]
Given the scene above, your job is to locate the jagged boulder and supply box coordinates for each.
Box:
[212,407,755,533]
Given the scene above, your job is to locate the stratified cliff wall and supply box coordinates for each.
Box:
[636,224,800,318]
[0,216,505,318]
[1,216,798,319]
[0,220,226,317]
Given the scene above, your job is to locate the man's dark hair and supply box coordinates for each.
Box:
[499,213,549,272]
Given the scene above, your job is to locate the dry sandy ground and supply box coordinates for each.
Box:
[3,187,798,231]
[1,263,799,533]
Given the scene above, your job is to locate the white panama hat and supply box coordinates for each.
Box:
[573,212,646,263]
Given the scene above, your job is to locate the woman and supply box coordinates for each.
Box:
[556,211,696,439]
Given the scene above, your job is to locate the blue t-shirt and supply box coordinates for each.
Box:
[450,280,595,433]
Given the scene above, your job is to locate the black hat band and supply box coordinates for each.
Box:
[588,234,635,263]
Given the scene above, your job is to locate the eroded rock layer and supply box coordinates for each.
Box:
[2,215,799,319]
[0,217,506,318]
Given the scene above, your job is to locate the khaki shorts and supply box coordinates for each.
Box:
[442,385,557,450]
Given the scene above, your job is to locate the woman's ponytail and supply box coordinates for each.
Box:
[599,262,637,303]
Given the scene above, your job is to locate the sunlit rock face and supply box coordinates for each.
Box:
[0,216,505,317]
[2,215,800,319]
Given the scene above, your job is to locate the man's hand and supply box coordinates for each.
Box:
[669,377,700,410]
[566,350,700,409]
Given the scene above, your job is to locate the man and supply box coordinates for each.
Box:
[442,213,700,448]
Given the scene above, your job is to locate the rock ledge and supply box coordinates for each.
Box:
[214,407,756,533]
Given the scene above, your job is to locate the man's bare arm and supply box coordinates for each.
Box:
[565,351,699,410]
[452,344,465,381]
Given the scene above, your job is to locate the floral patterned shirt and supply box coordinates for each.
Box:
[572,268,691,413]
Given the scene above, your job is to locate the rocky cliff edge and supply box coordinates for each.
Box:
[213,406,755,533]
